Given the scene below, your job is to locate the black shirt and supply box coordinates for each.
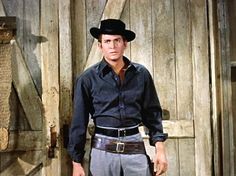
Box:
[67,57,167,163]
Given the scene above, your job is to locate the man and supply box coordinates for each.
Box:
[67,19,168,176]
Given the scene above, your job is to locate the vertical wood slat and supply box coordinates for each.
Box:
[175,0,195,175]
[152,0,176,120]
[41,0,60,175]
[59,0,72,175]
[218,0,231,174]
[229,1,236,175]
[120,0,131,58]
[152,1,178,176]
[175,0,193,121]
[218,0,235,175]
[72,0,87,78]
[191,0,212,176]
[130,0,153,73]
[24,0,41,94]
[208,0,222,175]
[0,0,4,16]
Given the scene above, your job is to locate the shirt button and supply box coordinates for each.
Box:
[119,104,124,109]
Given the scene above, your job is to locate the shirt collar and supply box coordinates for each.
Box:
[96,56,137,76]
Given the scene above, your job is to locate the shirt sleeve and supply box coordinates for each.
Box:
[67,76,91,163]
[141,69,168,146]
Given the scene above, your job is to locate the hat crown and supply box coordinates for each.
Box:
[100,19,125,32]
[90,18,135,42]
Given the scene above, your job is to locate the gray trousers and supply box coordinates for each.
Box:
[89,133,152,176]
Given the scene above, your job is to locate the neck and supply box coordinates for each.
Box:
[105,57,124,74]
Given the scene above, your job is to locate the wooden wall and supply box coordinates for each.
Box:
[1,0,235,175]
[228,0,236,175]
[72,0,211,176]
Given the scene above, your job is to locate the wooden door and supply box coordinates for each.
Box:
[0,0,44,175]
[72,0,212,176]
[0,0,72,175]
[0,0,213,176]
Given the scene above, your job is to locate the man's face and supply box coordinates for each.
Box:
[99,34,127,62]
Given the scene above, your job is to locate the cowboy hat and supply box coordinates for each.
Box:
[90,19,135,42]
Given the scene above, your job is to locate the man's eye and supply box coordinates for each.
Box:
[116,39,121,42]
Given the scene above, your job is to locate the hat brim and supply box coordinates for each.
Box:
[90,27,135,42]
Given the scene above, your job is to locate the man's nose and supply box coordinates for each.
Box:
[109,41,116,48]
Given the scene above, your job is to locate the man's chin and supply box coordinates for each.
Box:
[108,57,120,61]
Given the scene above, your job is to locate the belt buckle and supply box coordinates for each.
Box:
[118,128,126,137]
[116,142,125,153]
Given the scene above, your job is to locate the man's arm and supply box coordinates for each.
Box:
[67,76,91,173]
[72,161,85,176]
[153,142,168,176]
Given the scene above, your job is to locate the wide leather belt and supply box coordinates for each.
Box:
[95,126,139,137]
[92,136,146,154]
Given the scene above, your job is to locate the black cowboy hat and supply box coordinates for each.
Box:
[90,19,136,42]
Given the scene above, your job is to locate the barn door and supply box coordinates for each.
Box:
[0,0,72,175]
[73,0,212,176]
[0,1,45,175]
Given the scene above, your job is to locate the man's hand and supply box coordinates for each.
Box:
[72,161,85,176]
[153,142,168,176]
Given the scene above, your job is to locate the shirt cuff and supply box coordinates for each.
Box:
[149,133,168,146]
[68,148,85,163]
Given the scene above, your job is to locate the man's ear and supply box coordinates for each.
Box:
[98,42,102,49]
[124,41,128,48]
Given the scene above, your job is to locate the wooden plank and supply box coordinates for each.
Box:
[24,0,42,94]
[84,0,127,69]
[231,61,236,67]
[175,0,193,121]
[218,0,235,175]
[152,1,178,175]
[191,1,212,175]
[41,0,60,175]
[1,0,17,16]
[0,1,5,16]
[228,0,236,63]
[72,0,87,77]
[139,120,194,138]
[12,41,43,130]
[179,139,195,175]
[174,0,195,175]
[120,0,131,58]
[0,131,43,152]
[152,0,176,120]
[130,0,153,73]
[59,0,72,175]
[59,0,72,135]
[208,0,222,175]
[165,139,179,176]
[232,82,236,176]
[1,151,43,175]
